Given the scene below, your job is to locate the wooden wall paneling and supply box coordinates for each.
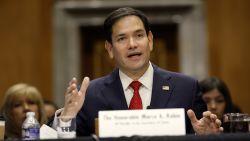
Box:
[207,0,250,114]
[0,0,53,103]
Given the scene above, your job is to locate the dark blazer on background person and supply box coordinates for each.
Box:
[76,64,207,136]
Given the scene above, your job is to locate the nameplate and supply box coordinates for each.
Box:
[98,108,186,137]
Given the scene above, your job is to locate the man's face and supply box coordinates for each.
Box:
[105,15,153,77]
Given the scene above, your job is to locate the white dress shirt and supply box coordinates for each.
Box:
[119,62,154,109]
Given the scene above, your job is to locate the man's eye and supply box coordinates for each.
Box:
[117,38,124,41]
[117,37,127,43]
[117,37,125,41]
[137,33,144,37]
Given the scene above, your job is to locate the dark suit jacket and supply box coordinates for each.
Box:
[76,65,206,136]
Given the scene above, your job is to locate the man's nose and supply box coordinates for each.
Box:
[129,37,137,48]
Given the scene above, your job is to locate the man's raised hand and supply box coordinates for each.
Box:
[187,109,223,134]
[61,77,90,117]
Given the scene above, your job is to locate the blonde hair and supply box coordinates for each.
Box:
[0,83,47,138]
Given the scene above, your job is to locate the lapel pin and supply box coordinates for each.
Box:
[162,85,169,91]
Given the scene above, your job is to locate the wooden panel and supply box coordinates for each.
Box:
[207,0,250,114]
[0,0,53,102]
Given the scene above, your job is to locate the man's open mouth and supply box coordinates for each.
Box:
[128,52,142,58]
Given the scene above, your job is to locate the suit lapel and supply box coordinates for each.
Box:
[102,69,128,110]
[150,65,175,109]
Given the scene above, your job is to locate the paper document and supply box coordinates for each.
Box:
[40,124,58,139]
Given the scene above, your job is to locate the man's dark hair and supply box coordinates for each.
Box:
[104,7,150,43]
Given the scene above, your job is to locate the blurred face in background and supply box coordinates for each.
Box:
[1,83,46,138]
[44,103,57,119]
[202,89,226,119]
[11,95,39,129]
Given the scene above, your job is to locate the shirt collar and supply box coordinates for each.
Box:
[119,62,154,91]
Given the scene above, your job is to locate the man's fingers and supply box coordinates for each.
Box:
[219,127,224,132]
[62,77,89,118]
[66,83,77,94]
[72,89,78,95]
[215,119,222,127]
[69,77,77,85]
[203,112,221,127]
[79,77,90,95]
[203,111,212,118]
[210,114,218,122]
[187,109,198,124]
[202,116,211,124]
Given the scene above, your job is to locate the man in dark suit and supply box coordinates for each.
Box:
[58,7,223,136]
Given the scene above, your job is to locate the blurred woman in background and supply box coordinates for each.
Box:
[199,77,241,120]
[0,83,47,139]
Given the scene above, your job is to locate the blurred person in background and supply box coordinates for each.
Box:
[0,83,47,139]
[199,77,241,120]
[44,100,58,120]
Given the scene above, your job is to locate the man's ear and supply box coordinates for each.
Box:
[148,31,153,51]
[105,40,114,59]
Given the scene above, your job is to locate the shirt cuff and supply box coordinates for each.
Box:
[52,108,64,129]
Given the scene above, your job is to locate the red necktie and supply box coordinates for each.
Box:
[129,81,142,109]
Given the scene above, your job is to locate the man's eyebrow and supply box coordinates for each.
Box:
[113,29,146,38]
[135,29,145,33]
[112,31,126,38]
[115,33,126,38]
